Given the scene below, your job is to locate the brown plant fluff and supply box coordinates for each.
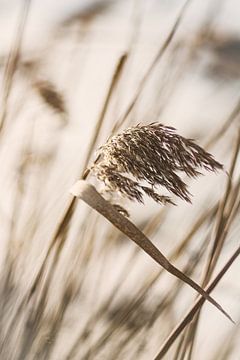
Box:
[33,80,66,115]
[90,123,223,205]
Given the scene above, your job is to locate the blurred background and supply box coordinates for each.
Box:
[0,0,240,359]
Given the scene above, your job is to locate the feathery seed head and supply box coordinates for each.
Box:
[90,123,223,205]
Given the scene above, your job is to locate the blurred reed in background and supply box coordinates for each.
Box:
[0,0,240,359]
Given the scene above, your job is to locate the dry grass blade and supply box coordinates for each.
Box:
[70,180,233,322]
[154,234,240,359]
[108,242,208,360]
[66,201,219,359]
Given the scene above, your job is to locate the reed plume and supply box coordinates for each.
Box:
[90,123,223,205]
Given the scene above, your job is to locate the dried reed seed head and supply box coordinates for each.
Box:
[90,123,223,205]
[33,80,66,115]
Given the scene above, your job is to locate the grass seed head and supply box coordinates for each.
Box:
[90,123,223,205]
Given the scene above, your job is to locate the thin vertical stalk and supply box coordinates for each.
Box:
[0,0,32,133]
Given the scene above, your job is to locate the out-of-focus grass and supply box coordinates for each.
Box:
[0,1,240,359]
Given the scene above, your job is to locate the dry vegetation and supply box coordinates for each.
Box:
[0,0,240,359]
